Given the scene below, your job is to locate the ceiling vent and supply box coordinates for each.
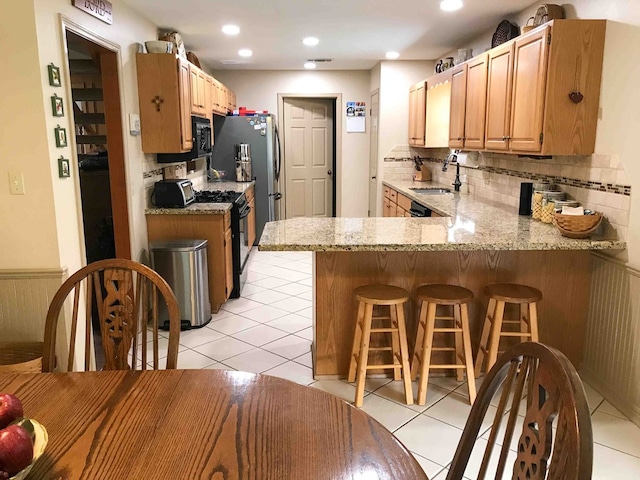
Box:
[306,58,333,63]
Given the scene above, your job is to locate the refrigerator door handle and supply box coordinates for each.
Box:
[269,192,282,200]
[274,124,282,181]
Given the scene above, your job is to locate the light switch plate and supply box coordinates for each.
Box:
[9,171,25,195]
[129,113,141,136]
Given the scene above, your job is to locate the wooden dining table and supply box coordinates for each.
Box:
[0,369,427,479]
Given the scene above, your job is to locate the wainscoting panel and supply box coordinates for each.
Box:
[0,268,69,370]
[582,253,640,427]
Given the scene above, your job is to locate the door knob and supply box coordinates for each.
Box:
[328,170,332,175]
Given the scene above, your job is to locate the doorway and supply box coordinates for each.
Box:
[281,97,336,218]
[63,27,131,369]
[369,90,379,217]
[64,29,131,263]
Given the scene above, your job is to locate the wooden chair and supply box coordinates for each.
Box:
[43,259,181,372]
[447,342,593,480]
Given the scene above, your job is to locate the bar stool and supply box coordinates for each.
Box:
[475,283,542,376]
[348,284,413,407]
[410,284,477,405]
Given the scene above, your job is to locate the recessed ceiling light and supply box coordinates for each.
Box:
[238,49,253,57]
[222,24,240,35]
[304,61,317,69]
[303,37,319,46]
[440,0,463,11]
[385,51,400,60]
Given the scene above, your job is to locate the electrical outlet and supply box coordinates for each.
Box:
[8,171,25,195]
[460,174,468,183]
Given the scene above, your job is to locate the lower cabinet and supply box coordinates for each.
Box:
[383,187,412,218]
[146,212,233,313]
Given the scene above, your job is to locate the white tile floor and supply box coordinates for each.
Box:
[160,249,640,479]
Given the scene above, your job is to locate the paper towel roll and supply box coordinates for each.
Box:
[456,151,481,168]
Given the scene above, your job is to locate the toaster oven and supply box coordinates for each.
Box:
[152,179,195,208]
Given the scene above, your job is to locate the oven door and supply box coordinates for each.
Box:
[238,203,251,274]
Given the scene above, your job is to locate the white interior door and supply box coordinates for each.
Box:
[283,98,334,218]
[369,90,379,217]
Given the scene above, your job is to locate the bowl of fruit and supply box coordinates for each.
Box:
[0,394,47,480]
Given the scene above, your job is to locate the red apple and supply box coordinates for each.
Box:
[0,425,33,475]
[0,395,23,429]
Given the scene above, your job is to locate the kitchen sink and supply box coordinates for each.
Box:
[409,187,452,194]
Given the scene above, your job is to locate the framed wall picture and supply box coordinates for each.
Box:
[58,157,70,178]
[55,126,67,148]
[51,95,64,117]
[48,64,61,87]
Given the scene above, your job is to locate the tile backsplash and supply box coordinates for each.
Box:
[143,158,208,207]
[383,145,632,241]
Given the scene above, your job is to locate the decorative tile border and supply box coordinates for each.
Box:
[391,156,634,197]
[143,168,163,179]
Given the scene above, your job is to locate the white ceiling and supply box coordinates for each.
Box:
[123,0,535,70]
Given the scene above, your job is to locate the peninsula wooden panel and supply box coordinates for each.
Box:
[146,214,229,312]
[314,250,591,377]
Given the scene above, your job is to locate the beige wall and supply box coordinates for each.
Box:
[0,1,60,269]
[374,61,433,215]
[1,0,158,271]
[212,70,371,217]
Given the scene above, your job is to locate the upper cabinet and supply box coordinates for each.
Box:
[136,53,235,153]
[448,54,488,150]
[425,73,452,148]
[452,19,606,155]
[408,81,426,147]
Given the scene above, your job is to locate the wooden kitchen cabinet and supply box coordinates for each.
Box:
[408,81,426,146]
[136,53,193,153]
[448,65,467,149]
[146,212,234,313]
[425,73,452,148]
[484,20,605,155]
[136,53,236,153]
[189,64,207,116]
[485,42,514,151]
[462,54,489,150]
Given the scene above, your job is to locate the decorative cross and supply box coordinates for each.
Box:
[151,96,164,112]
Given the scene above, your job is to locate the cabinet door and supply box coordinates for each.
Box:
[224,227,233,299]
[177,57,193,151]
[189,66,200,114]
[448,65,467,148]
[425,81,451,148]
[408,82,426,146]
[383,197,391,217]
[463,54,488,150]
[485,43,514,151]
[248,197,256,249]
[205,75,213,116]
[197,71,206,114]
[510,26,550,153]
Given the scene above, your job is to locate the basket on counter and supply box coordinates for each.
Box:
[553,212,602,239]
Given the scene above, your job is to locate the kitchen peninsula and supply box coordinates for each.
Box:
[259,181,626,377]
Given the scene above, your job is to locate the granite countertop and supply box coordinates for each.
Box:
[145,180,254,215]
[258,179,626,252]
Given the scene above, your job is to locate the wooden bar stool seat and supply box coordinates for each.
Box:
[410,284,476,405]
[475,283,542,377]
[348,284,413,407]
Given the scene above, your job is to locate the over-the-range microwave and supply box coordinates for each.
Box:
[157,116,212,163]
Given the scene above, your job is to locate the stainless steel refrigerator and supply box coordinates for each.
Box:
[211,114,281,244]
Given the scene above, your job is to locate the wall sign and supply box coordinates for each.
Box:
[346,101,366,133]
[72,0,113,25]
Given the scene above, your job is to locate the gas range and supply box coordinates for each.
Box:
[194,190,244,204]
[193,189,250,299]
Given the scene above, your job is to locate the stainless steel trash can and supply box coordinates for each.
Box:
[150,239,211,329]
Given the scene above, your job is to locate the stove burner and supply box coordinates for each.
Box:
[195,190,242,203]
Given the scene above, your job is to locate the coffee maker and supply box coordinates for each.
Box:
[235,144,252,182]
